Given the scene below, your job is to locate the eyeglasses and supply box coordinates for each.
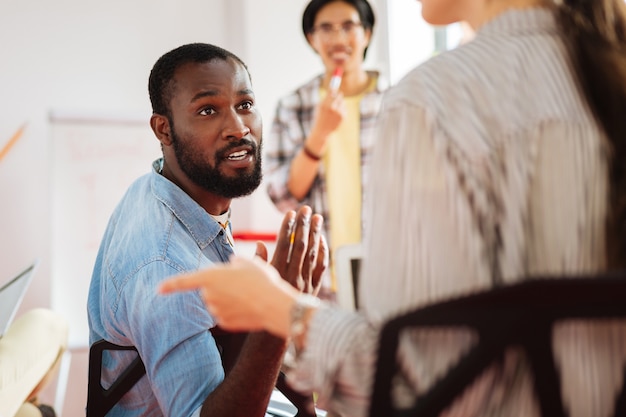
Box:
[311,21,364,39]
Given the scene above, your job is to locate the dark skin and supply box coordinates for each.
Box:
[150,58,327,416]
[151,58,257,215]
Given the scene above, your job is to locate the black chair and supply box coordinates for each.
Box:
[87,328,316,416]
[86,340,145,417]
[369,273,626,417]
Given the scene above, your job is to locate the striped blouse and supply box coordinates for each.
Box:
[286,7,626,417]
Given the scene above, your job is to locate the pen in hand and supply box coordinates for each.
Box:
[329,67,343,94]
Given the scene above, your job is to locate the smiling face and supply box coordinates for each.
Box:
[307,1,372,74]
[152,57,263,206]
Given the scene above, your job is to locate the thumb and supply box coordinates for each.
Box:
[255,241,268,262]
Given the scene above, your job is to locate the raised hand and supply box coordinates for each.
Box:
[313,91,345,138]
[158,206,328,335]
[268,205,328,296]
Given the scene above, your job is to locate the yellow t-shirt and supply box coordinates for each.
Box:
[322,78,375,290]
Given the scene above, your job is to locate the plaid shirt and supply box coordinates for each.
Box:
[265,72,385,258]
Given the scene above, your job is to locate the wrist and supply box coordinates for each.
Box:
[303,130,327,161]
[302,143,323,162]
[289,294,320,356]
[265,282,299,339]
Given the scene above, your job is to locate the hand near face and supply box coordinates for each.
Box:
[312,91,346,140]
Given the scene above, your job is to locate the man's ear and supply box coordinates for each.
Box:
[150,114,172,146]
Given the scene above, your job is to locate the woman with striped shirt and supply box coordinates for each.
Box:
[161,0,626,416]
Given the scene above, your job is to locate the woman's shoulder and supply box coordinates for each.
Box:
[385,37,504,111]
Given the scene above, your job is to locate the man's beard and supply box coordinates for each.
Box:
[170,127,263,199]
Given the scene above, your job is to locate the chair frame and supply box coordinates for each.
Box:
[369,274,626,417]
[86,340,146,417]
[87,330,316,416]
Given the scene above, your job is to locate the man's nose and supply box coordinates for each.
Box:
[222,111,250,140]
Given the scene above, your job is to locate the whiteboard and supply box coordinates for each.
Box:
[50,115,160,347]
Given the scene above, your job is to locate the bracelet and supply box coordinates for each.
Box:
[302,144,323,161]
[289,294,321,357]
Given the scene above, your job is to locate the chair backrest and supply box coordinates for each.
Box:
[368,274,626,417]
[86,340,146,417]
[86,328,316,416]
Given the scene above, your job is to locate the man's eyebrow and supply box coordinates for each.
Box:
[190,88,254,103]
[190,90,218,103]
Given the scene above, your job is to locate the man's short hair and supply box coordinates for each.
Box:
[148,43,249,118]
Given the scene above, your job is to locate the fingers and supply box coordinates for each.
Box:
[285,206,312,284]
[269,206,327,294]
[272,210,297,271]
[302,214,323,292]
[331,91,344,105]
[315,94,345,135]
[158,257,283,332]
[158,272,213,294]
[322,89,343,103]
[271,206,312,287]
[328,93,345,117]
[157,256,253,296]
[255,241,268,262]
[311,234,329,296]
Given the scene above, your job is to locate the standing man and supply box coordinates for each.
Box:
[265,0,385,299]
[87,43,326,416]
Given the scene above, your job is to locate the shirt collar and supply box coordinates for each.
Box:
[150,158,224,249]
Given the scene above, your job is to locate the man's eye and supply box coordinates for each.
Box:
[238,101,253,111]
[199,107,216,116]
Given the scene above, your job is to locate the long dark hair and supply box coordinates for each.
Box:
[557,0,626,268]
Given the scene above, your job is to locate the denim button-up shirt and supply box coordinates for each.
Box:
[88,159,234,416]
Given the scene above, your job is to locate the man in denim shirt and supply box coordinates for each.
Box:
[87,43,326,416]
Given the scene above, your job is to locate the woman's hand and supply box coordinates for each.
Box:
[159,205,327,336]
[159,256,296,338]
